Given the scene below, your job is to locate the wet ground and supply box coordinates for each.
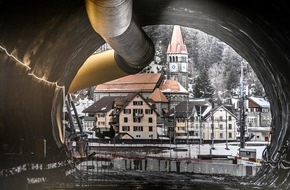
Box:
[44,171,273,190]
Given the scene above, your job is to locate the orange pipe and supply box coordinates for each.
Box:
[68,50,128,93]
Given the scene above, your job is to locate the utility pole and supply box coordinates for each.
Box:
[187,100,189,144]
[174,104,176,145]
[225,109,229,150]
[211,111,215,150]
[199,105,202,156]
[240,62,246,149]
[210,110,215,156]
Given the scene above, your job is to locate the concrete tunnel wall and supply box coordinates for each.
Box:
[0,0,290,187]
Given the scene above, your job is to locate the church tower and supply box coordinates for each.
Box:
[166,25,189,90]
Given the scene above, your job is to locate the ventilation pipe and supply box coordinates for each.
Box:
[85,0,155,74]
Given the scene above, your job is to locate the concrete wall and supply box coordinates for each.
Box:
[112,158,260,177]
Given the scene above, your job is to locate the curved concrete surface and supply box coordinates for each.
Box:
[0,0,290,187]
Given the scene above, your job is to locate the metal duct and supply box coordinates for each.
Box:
[85,0,155,74]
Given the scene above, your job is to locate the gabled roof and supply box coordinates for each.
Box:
[149,88,169,103]
[194,105,208,116]
[95,73,162,93]
[160,79,188,94]
[163,101,200,118]
[203,105,238,120]
[167,25,188,54]
[248,96,270,108]
[82,96,121,113]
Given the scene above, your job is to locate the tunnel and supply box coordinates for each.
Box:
[1,0,290,188]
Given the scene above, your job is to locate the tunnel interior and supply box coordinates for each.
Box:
[1,0,290,188]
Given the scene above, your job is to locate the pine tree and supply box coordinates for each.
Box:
[193,68,214,98]
[225,69,239,92]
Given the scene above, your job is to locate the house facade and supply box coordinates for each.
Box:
[163,99,212,143]
[118,93,159,139]
[245,96,271,142]
[203,105,238,143]
[83,93,159,140]
[83,96,118,133]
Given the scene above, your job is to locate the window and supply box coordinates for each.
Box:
[124,109,131,114]
[149,126,153,132]
[124,117,128,123]
[228,116,232,121]
[134,126,143,131]
[133,109,143,114]
[133,118,141,123]
[133,109,143,118]
[262,108,269,112]
[178,127,186,131]
[219,133,223,139]
[229,132,232,138]
[220,116,223,121]
[133,101,143,105]
[98,113,105,118]
[148,117,153,123]
[219,124,223,130]
[136,135,141,138]
[145,109,153,114]
[122,126,130,131]
[97,121,105,125]
[228,124,232,130]
[149,134,153,138]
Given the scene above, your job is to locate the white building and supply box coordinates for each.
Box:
[245,96,271,142]
[203,105,238,143]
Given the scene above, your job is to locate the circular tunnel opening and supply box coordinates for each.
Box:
[1,0,290,189]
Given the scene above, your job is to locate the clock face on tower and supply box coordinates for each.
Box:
[169,63,178,72]
[181,63,187,72]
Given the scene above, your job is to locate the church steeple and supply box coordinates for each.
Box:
[167,25,188,54]
[166,25,189,90]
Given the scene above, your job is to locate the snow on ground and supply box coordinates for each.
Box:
[89,142,266,161]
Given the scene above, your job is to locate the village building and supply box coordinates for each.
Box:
[245,96,271,142]
[160,79,188,109]
[83,96,119,133]
[83,93,159,140]
[114,93,159,140]
[203,105,238,143]
[163,99,212,144]
[93,72,189,119]
[93,73,163,101]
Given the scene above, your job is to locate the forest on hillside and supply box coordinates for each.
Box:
[142,25,265,103]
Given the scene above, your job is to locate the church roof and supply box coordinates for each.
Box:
[160,79,189,94]
[95,73,162,92]
[167,25,188,54]
[149,88,169,103]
